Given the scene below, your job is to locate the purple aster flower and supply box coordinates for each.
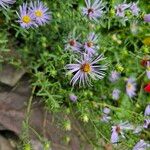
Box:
[109,70,120,82]
[146,61,150,79]
[111,122,133,144]
[115,3,130,17]
[143,119,150,129]
[82,0,105,21]
[133,140,150,150]
[69,93,77,102]
[65,34,82,52]
[66,53,107,86]
[144,104,150,116]
[144,14,150,22]
[101,114,111,123]
[84,32,99,57]
[103,107,111,115]
[133,126,143,134]
[146,70,150,79]
[16,3,36,28]
[29,0,51,26]
[0,0,15,8]
[130,2,140,16]
[112,89,120,100]
[126,78,136,98]
[111,127,119,144]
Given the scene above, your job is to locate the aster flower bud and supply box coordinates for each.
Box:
[64,136,70,144]
[63,120,71,131]
[112,89,120,100]
[24,144,31,150]
[103,107,111,115]
[109,71,120,82]
[44,142,50,150]
[144,14,150,22]
[116,64,124,72]
[110,9,115,16]
[69,93,77,102]
[81,114,89,122]
[144,104,150,116]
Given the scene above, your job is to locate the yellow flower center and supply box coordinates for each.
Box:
[35,10,43,17]
[127,83,132,89]
[22,15,31,24]
[81,63,91,73]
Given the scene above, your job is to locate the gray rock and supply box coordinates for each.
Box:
[0,64,25,87]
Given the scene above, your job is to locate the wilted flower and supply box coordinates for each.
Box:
[66,54,107,86]
[115,3,130,17]
[144,14,150,23]
[17,3,36,28]
[133,140,150,150]
[69,93,77,102]
[29,0,51,26]
[82,0,105,21]
[130,2,140,16]
[126,78,136,98]
[109,70,120,82]
[144,83,150,93]
[84,32,99,57]
[0,0,15,8]
[111,122,133,144]
[144,104,150,116]
[112,89,120,100]
[143,119,150,129]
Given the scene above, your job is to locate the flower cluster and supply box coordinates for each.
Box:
[115,2,140,18]
[17,1,51,29]
[1,0,150,149]
[101,107,111,123]
[66,32,99,57]
[110,57,150,100]
[65,31,107,86]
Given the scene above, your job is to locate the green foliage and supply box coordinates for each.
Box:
[0,0,150,149]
